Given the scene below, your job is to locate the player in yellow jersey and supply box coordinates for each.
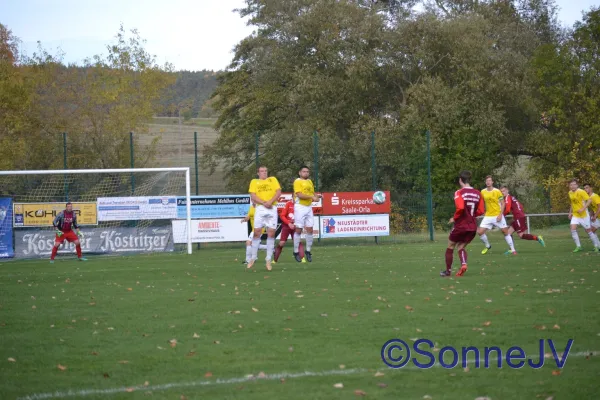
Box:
[568,180,600,252]
[584,183,600,234]
[292,166,321,262]
[477,175,517,255]
[247,166,282,270]
[240,202,269,264]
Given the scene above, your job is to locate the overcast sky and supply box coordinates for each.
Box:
[1,0,597,71]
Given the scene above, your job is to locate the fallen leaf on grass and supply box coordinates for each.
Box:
[373,309,380,313]
[127,288,133,291]
[103,373,110,378]
[257,371,266,378]
[57,364,67,371]
[91,351,98,356]
[8,357,16,362]
[169,339,177,348]
[535,325,547,330]
[204,372,213,377]
[485,299,492,303]
[374,372,384,377]
[482,321,492,327]
[213,340,220,344]
[552,370,561,376]
[553,324,560,330]
[474,397,492,400]
[334,383,344,389]
[186,352,196,357]
[321,313,328,317]
[252,307,259,312]
[180,396,187,400]
[354,389,367,396]
[377,383,388,388]
[349,313,358,317]
[118,360,129,364]
[144,381,149,386]
[193,333,200,338]
[405,305,413,311]
[125,388,134,393]
[339,364,345,369]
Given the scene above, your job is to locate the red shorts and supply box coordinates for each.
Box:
[279,224,296,242]
[511,217,528,234]
[55,230,79,244]
[449,229,476,244]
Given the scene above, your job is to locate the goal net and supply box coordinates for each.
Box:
[0,168,192,260]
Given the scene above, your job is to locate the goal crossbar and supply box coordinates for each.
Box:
[0,167,193,255]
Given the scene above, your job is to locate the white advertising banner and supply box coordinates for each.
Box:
[97,196,177,221]
[172,218,248,243]
[320,214,390,238]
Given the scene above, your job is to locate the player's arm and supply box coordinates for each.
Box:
[568,204,573,219]
[594,199,600,220]
[476,197,485,217]
[504,196,512,216]
[53,212,64,236]
[293,180,312,200]
[280,203,292,225]
[72,213,82,236]
[450,193,465,223]
[579,198,592,213]
[264,179,281,206]
[497,193,505,221]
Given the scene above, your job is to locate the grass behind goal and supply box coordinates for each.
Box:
[0,230,598,399]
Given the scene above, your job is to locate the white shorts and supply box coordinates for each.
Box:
[294,204,314,229]
[253,205,278,230]
[592,218,600,229]
[480,215,508,230]
[571,215,591,230]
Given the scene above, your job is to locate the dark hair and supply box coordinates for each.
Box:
[485,175,493,180]
[458,170,472,184]
[570,179,578,184]
[257,165,268,171]
[500,185,508,190]
[66,202,72,206]
[299,165,309,171]
[583,183,592,188]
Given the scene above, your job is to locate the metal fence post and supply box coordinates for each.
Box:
[313,130,319,191]
[426,130,434,241]
[63,132,68,202]
[255,132,260,171]
[371,131,378,245]
[194,131,200,250]
[129,132,135,195]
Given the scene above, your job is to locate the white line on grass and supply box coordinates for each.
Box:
[17,350,600,399]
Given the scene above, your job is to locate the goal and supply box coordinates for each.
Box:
[0,168,192,260]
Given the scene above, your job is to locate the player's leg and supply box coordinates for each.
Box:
[496,216,516,255]
[50,234,65,263]
[293,206,307,262]
[455,241,470,277]
[247,210,265,268]
[264,210,278,270]
[582,215,600,250]
[303,207,315,262]
[67,232,86,260]
[244,235,252,264]
[516,218,545,246]
[478,219,492,254]
[570,218,582,252]
[274,225,291,263]
[440,238,456,277]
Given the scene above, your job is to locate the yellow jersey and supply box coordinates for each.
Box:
[481,188,504,217]
[248,177,281,204]
[569,189,590,218]
[293,178,315,206]
[590,193,600,215]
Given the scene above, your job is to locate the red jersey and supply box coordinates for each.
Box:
[279,201,295,225]
[53,210,78,232]
[504,195,525,219]
[453,187,484,231]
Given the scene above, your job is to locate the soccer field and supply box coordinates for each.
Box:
[1,230,599,400]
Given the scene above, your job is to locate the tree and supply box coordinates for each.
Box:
[529,7,600,211]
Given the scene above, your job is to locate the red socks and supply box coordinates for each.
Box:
[274,245,282,261]
[445,248,453,271]
[51,246,58,261]
[521,234,537,241]
[76,244,82,258]
[458,249,467,265]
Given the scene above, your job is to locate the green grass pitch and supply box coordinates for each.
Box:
[1,230,599,399]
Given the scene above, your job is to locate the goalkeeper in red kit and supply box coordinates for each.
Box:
[441,170,485,277]
[273,199,304,263]
[500,186,545,250]
[50,202,87,263]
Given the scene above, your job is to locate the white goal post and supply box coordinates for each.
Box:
[0,167,193,256]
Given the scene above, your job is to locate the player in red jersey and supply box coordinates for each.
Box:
[441,171,485,277]
[50,202,87,263]
[274,199,304,263]
[500,186,545,251]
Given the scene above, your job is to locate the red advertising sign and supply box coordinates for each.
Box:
[276,193,323,215]
[321,191,391,215]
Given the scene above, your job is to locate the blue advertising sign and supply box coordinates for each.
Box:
[177,195,251,219]
[0,198,14,258]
